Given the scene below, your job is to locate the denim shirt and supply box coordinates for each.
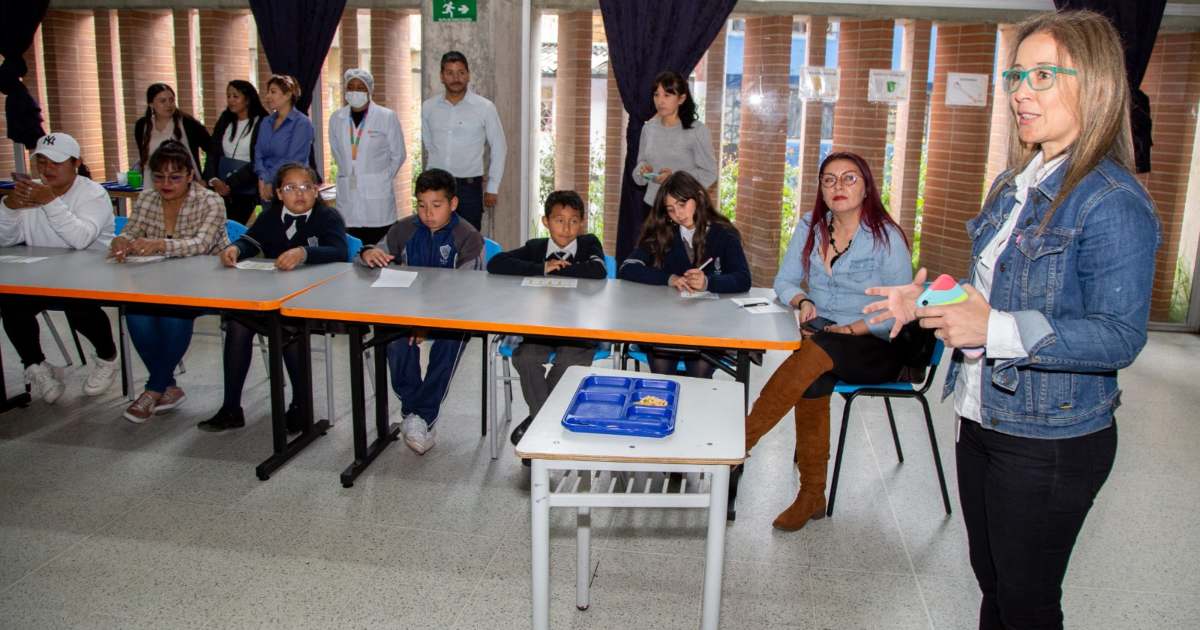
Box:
[775,215,912,339]
[942,157,1160,438]
[254,108,315,184]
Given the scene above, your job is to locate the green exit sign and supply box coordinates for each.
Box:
[433,0,477,22]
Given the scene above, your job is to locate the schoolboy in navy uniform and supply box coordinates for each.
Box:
[487,190,606,448]
[359,168,483,454]
[199,162,348,433]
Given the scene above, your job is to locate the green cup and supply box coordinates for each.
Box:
[126,170,142,189]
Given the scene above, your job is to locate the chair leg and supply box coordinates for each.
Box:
[884,398,904,463]
[324,333,335,424]
[488,337,502,459]
[501,354,514,426]
[826,394,856,518]
[40,312,74,367]
[920,395,953,515]
[68,322,87,366]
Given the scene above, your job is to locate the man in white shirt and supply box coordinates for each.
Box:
[421,51,507,232]
[0,132,120,404]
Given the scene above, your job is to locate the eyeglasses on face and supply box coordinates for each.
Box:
[820,172,861,189]
[151,173,189,185]
[280,184,318,195]
[1001,65,1077,93]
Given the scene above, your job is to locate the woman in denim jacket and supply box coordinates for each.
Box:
[743,151,914,532]
[867,11,1159,629]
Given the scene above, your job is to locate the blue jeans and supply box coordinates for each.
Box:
[125,310,197,393]
[386,332,468,426]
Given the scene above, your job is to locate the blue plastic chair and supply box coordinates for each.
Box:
[826,339,952,517]
[113,216,127,236]
[484,238,502,264]
[345,234,363,262]
[226,219,248,242]
[604,254,616,279]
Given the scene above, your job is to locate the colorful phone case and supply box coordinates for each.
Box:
[916,274,983,358]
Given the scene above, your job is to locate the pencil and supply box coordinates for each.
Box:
[696,257,713,271]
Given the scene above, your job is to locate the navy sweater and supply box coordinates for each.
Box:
[487,234,607,279]
[619,223,751,293]
[232,203,348,263]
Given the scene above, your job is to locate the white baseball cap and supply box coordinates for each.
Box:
[31,132,81,163]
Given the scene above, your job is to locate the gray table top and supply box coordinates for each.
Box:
[0,246,351,311]
[280,265,802,350]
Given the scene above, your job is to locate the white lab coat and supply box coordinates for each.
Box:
[329,102,406,228]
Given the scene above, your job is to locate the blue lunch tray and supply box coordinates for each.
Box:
[562,375,679,438]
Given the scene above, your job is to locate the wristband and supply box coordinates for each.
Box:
[797,298,815,310]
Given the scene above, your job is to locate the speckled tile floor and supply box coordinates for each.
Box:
[2,311,1198,629]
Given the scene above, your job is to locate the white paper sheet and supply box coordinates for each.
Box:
[522,277,578,288]
[0,255,48,264]
[105,255,163,264]
[679,290,719,300]
[235,260,278,271]
[730,296,788,314]
[371,268,418,288]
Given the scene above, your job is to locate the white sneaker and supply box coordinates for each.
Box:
[83,354,120,396]
[24,362,65,404]
[400,414,436,455]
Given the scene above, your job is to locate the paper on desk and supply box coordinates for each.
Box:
[235,260,277,271]
[104,255,163,264]
[522,277,578,289]
[371,268,418,288]
[679,289,719,300]
[730,296,788,314]
[0,255,48,264]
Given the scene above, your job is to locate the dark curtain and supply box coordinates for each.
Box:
[600,0,737,260]
[248,0,346,115]
[1054,0,1166,172]
[0,0,49,149]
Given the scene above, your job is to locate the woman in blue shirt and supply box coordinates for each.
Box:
[254,74,314,203]
[865,11,1159,628]
[744,151,915,532]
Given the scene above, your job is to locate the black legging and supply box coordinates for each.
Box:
[802,330,904,397]
[221,316,303,411]
[644,345,716,379]
[0,302,117,368]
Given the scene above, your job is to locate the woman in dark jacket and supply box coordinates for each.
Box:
[133,83,209,175]
[203,80,269,224]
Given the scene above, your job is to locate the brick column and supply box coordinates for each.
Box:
[199,10,250,130]
[94,9,128,178]
[41,11,107,180]
[370,9,416,215]
[173,10,199,120]
[340,9,359,72]
[890,19,932,240]
[553,12,593,203]
[703,24,727,200]
[1141,32,1200,320]
[985,25,1018,186]
[602,67,626,255]
[919,23,996,276]
[256,45,273,89]
[118,10,176,167]
[832,20,894,173]
[735,15,793,285]
[796,16,829,224]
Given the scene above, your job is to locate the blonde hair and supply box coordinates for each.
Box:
[994,10,1137,233]
[267,74,302,105]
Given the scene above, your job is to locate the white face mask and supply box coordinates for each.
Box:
[346,91,369,109]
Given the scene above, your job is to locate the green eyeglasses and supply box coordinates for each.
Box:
[1001,65,1078,93]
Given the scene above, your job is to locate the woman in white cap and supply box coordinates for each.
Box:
[0,132,120,404]
[328,68,406,246]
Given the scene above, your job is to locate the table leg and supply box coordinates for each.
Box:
[531,459,551,630]
[726,349,752,522]
[255,314,329,481]
[119,306,134,401]
[701,465,731,630]
[480,333,488,436]
[576,506,591,611]
[340,325,400,487]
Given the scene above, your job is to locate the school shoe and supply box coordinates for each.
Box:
[82,354,120,396]
[124,391,161,424]
[400,414,436,455]
[197,407,246,432]
[285,403,306,434]
[510,415,533,447]
[154,386,187,414]
[24,362,66,404]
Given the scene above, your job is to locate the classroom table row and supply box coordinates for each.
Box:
[0,245,801,497]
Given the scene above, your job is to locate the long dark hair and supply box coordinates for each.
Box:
[215,80,268,142]
[138,83,183,166]
[800,151,908,278]
[637,171,738,267]
[652,71,697,129]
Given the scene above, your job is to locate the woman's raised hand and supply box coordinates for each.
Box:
[864,267,927,338]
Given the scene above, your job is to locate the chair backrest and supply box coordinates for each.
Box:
[344,234,363,262]
[604,254,616,279]
[915,339,946,395]
[226,219,248,243]
[113,215,127,236]
[483,238,502,264]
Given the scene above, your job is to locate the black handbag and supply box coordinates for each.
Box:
[217,156,256,196]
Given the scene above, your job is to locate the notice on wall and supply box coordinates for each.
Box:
[433,0,476,22]
[945,72,989,107]
[798,67,840,103]
[868,69,910,104]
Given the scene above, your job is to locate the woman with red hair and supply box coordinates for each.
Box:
[744,151,923,531]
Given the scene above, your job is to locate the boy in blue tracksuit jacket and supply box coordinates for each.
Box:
[358,168,483,454]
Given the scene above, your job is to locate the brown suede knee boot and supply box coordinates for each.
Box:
[745,341,834,454]
[772,394,832,531]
